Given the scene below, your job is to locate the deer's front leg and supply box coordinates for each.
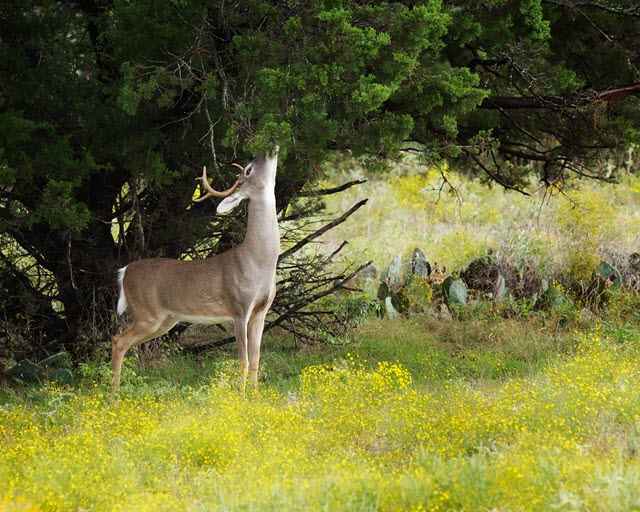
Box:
[248,309,268,390]
[234,316,249,394]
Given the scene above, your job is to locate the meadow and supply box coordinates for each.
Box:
[3,163,640,511]
[322,157,640,278]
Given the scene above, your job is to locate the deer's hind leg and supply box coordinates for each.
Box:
[111,316,176,398]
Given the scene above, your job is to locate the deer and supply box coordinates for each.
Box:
[111,148,280,397]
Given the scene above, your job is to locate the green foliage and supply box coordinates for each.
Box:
[376,249,436,317]
[36,180,91,232]
[246,115,292,160]
[4,352,72,385]
[326,157,640,326]
[603,291,640,325]
[557,190,618,288]
[442,276,468,306]
[538,281,568,311]
[519,0,551,43]
[402,276,434,313]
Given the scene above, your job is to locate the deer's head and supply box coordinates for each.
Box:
[217,148,278,213]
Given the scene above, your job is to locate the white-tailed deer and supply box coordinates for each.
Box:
[112,149,279,396]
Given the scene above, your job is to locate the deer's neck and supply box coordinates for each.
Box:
[241,194,280,262]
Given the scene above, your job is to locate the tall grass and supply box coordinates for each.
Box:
[321,160,640,279]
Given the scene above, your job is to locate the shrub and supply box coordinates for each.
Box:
[554,189,617,290]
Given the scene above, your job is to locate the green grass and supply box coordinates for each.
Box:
[2,322,640,511]
[76,314,574,396]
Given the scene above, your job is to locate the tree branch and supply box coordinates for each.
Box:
[265,261,373,334]
[278,199,368,262]
[541,0,640,19]
[468,152,532,196]
[298,179,367,197]
[480,82,640,110]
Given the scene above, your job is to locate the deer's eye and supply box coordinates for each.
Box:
[245,165,253,177]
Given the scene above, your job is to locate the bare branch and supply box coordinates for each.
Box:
[265,261,374,335]
[541,0,640,19]
[278,199,368,262]
[480,82,640,110]
[468,152,532,196]
[299,179,367,197]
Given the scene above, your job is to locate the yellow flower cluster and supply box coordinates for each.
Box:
[2,329,640,510]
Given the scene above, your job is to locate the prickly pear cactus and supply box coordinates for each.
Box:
[593,261,622,292]
[377,251,435,317]
[362,277,379,300]
[494,274,507,302]
[540,278,549,292]
[381,253,403,289]
[442,276,468,305]
[9,361,45,383]
[538,283,566,311]
[411,248,431,278]
[358,262,378,280]
[40,352,70,368]
[47,368,73,385]
[390,288,410,314]
[6,352,72,385]
[377,281,390,301]
[385,297,400,319]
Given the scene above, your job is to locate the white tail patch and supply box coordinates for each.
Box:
[116,267,128,315]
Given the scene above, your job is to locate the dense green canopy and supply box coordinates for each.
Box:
[1,0,639,356]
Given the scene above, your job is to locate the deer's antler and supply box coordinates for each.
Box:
[194,165,242,202]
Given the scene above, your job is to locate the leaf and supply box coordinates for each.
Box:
[494,274,507,302]
[46,368,73,386]
[9,361,45,383]
[443,276,468,305]
[412,248,431,278]
[385,297,400,319]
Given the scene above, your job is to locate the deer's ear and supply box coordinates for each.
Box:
[217,191,245,213]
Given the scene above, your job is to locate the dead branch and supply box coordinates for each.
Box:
[278,199,368,262]
[298,179,367,197]
[480,82,640,110]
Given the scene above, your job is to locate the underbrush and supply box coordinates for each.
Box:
[2,324,640,511]
[299,161,640,372]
